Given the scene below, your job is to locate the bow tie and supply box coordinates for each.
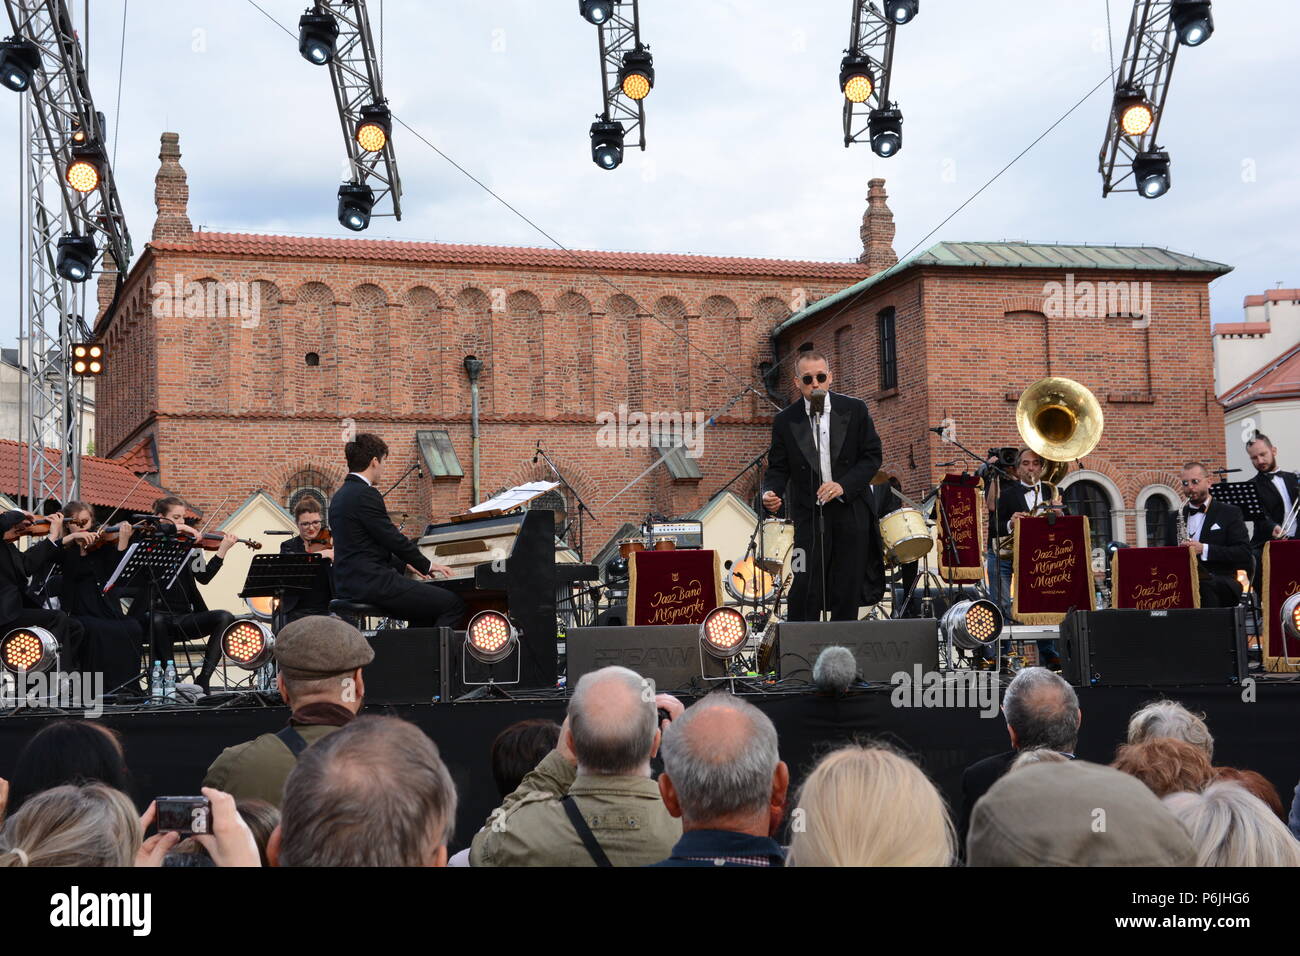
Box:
[1185,504,1206,515]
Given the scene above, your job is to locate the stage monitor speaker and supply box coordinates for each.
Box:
[442,629,531,700]
[774,619,939,683]
[364,628,446,704]
[566,625,725,693]
[1058,608,1247,687]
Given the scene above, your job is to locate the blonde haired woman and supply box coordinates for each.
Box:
[1163,782,1300,867]
[0,783,140,867]
[787,744,955,866]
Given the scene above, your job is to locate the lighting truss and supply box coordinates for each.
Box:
[317,0,402,220]
[5,0,133,503]
[1098,1,1185,196]
[593,0,646,154]
[842,1,897,147]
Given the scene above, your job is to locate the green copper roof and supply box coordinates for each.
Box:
[773,240,1233,336]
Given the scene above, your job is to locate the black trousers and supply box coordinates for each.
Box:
[2,608,85,670]
[79,616,144,692]
[1199,573,1242,610]
[368,577,466,629]
[788,502,867,622]
[151,609,236,684]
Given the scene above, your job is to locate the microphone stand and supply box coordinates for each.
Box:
[381,462,423,499]
[535,443,596,562]
[811,404,828,622]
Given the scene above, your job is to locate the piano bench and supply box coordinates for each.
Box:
[329,600,389,629]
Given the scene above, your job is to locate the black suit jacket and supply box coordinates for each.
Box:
[761,391,883,530]
[0,537,60,625]
[279,535,335,615]
[1161,498,1252,579]
[959,749,1016,850]
[1249,469,1300,546]
[328,474,431,602]
[995,481,1056,537]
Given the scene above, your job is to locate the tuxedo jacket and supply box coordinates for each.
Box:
[995,481,1056,537]
[1249,469,1300,547]
[1161,498,1252,579]
[328,474,431,602]
[0,537,60,624]
[761,392,883,532]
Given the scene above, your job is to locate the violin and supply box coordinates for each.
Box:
[189,530,262,552]
[305,528,333,554]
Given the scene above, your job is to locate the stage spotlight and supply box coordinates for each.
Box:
[0,626,59,674]
[869,107,903,157]
[1133,149,1171,198]
[70,342,104,376]
[337,182,375,231]
[579,0,614,24]
[1171,0,1213,47]
[1114,86,1155,136]
[221,619,275,670]
[55,235,96,283]
[0,36,40,93]
[589,118,625,170]
[839,55,874,104]
[699,606,748,660]
[884,1,919,24]
[619,46,654,100]
[940,599,1003,650]
[603,556,629,583]
[1282,593,1300,646]
[245,595,279,620]
[466,610,518,664]
[355,103,391,153]
[65,147,102,193]
[298,10,340,65]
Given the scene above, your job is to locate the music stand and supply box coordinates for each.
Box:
[1211,481,1264,522]
[103,536,199,700]
[240,553,321,634]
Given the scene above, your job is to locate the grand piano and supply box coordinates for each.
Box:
[415,508,596,687]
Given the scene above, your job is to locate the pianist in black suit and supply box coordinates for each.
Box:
[329,433,465,629]
[1246,433,1300,550]
[278,499,335,622]
[1161,461,1253,609]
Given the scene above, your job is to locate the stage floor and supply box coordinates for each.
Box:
[2,681,1296,853]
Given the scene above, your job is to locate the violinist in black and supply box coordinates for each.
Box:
[277,499,335,622]
[0,509,85,668]
[54,502,145,693]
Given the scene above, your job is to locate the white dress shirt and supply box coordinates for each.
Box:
[1005,482,1043,534]
[1269,471,1294,529]
[1186,499,1211,562]
[802,393,833,489]
[348,471,372,487]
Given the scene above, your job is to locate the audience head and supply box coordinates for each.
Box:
[235,799,280,868]
[273,716,456,867]
[1127,699,1214,760]
[7,720,132,812]
[273,616,373,714]
[787,743,954,866]
[491,719,562,797]
[0,783,140,867]
[1111,737,1214,798]
[1212,767,1286,822]
[566,666,659,776]
[968,760,1195,866]
[1001,667,1080,753]
[1009,747,1071,772]
[658,693,788,834]
[1163,782,1300,867]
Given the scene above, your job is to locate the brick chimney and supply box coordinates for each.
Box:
[152,131,193,243]
[858,177,898,273]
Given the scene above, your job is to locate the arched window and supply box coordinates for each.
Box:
[1062,479,1113,551]
[285,467,334,521]
[1143,495,1172,547]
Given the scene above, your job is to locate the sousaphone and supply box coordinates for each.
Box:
[1015,376,1104,482]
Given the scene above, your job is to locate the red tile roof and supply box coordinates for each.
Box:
[1213,322,1271,336]
[149,232,871,280]
[1244,289,1300,306]
[115,437,158,475]
[0,439,168,511]
[1219,343,1300,408]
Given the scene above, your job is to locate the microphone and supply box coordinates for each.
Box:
[812,646,857,697]
[533,441,541,464]
[1212,467,1241,475]
[810,389,826,416]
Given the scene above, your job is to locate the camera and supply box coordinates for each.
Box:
[155,796,212,836]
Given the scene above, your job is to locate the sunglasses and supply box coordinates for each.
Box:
[801,372,828,386]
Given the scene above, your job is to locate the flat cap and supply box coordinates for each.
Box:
[273,615,373,680]
[968,759,1195,867]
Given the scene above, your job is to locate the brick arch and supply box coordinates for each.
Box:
[554,292,594,416]
[605,294,642,409]
[650,296,690,409]
[398,283,446,309]
[605,294,639,316]
[452,286,493,415]
[349,282,388,308]
[755,295,791,324]
[266,456,348,507]
[245,279,285,413]
[701,295,738,318]
[1002,294,1047,316]
[403,286,443,415]
[347,283,390,414]
[293,281,338,414]
[1059,462,1127,542]
[181,276,233,414]
[500,455,600,521]
[497,291,544,416]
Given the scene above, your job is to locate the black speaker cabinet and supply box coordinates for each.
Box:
[364,628,446,703]
[1058,608,1247,687]
[773,619,939,683]
[566,625,726,693]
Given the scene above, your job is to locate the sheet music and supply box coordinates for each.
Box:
[467,481,560,514]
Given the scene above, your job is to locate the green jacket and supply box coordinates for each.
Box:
[202,724,343,807]
[470,750,681,867]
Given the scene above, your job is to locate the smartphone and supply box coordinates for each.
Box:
[155,796,212,836]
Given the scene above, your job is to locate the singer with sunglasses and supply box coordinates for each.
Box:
[761,351,884,621]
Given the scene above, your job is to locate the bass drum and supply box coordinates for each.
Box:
[726,556,776,603]
[880,508,932,564]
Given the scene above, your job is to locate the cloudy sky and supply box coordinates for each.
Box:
[0,0,1294,346]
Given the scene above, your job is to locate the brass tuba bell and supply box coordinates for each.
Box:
[1016,376,1104,480]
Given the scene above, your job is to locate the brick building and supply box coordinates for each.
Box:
[93,133,867,553]
[95,133,1233,561]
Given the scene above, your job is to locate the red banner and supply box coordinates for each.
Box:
[936,473,985,582]
[1012,515,1093,625]
[1261,539,1300,672]
[1111,546,1200,610]
[628,549,723,627]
